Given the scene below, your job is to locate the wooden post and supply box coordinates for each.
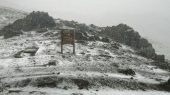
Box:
[73,30,75,54]
[61,30,63,54]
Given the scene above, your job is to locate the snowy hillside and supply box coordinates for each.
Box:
[0,7,169,95]
[0,6,26,29]
[0,30,169,95]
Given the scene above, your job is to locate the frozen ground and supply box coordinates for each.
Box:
[0,31,169,95]
[2,87,170,95]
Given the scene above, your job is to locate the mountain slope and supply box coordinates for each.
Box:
[99,24,165,62]
[0,6,27,30]
[0,8,169,95]
[0,29,169,95]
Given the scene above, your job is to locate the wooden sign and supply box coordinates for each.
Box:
[61,29,75,54]
[61,30,74,44]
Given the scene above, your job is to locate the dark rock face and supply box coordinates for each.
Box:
[1,11,56,38]
[31,77,57,87]
[73,79,89,90]
[75,31,110,43]
[100,24,165,61]
[75,32,88,41]
[101,37,110,43]
[168,78,170,84]
[36,28,48,33]
[118,69,136,76]
[112,43,121,49]
[159,78,170,91]
[71,93,83,95]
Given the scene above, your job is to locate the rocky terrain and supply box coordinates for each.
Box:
[0,6,26,30]
[0,6,169,95]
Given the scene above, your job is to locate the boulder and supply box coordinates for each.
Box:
[167,78,170,84]
[118,69,136,76]
[48,60,56,66]
[71,93,83,95]
[101,37,110,43]
[23,46,39,56]
[72,79,89,90]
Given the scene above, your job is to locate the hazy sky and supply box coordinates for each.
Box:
[0,0,170,59]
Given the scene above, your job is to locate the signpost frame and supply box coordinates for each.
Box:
[60,27,75,54]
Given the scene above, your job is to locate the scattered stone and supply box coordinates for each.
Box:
[167,78,170,84]
[118,69,136,76]
[14,51,23,58]
[48,60,56,66]
[36,28,48,33]
[80,52,86,55]
[8,89,22,93]
[101,37,110,43]
[57,72,60,75]
[99,55,112,59]
[63,86,68,90]
[112,43,121,49]
[14,66,23,72]
[73,79,89,90]
[71,93,83,95]
[30,77,56,87]
[23,46,39,55]
[29,91,46,95]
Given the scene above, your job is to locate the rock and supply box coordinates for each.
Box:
[30,77,56,87]
[8,89,22,93]
[99,55,112,59]
[118,69,136,76]
[101,37,110,43]
[167,78,170,84]
[14,46,39,58]
[57,72,60,75]
[63,86,68,90]
[76,40,88,45]
[71,93,83,95]
[48,60,56,66]
[159,78,170,91]
[23,46,39,56]
[112,43,121,49]
[88,36,100,41]
[14,51,23,58]
[80,52,86,55]
[36,28,48,33]
[29,91,46,95]
[2,11,56,38]
[72,79,89,90]
[75,32,88,41]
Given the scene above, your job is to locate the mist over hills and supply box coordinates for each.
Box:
[0,6,27,29]
[0,6,169,95]
[0,8,166,63]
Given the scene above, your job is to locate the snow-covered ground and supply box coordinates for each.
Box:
[2,87,170,95]
[0,31,169,95]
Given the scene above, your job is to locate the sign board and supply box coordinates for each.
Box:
[61,30,74,45]
[61,29,75,54]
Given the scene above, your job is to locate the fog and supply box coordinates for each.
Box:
[0,0,170,59]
